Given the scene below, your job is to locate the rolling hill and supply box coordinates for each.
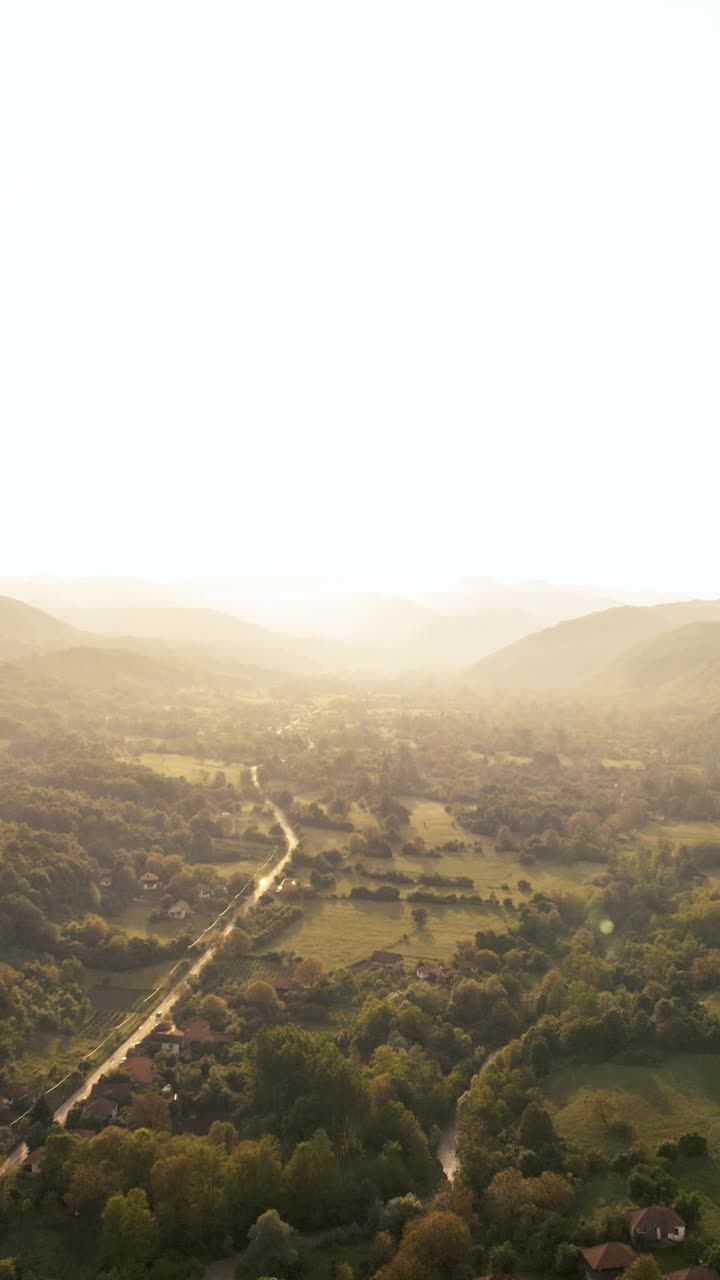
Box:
[472,599,720,692]
[595,620,720,702]
[0,594,82,660]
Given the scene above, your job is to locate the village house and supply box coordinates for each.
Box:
[371,949,404,969]
[138,871,161,891]
[83,1096,119,1124]
[579,1243,637,1280]
[273,976,304,998]
[122,1054,155,1086]
[168,899,191,920]
[24,1147,46,1176]
[98,868,113,888]
[416,961,444,981]
[196,882,213,900]
[143,1026,184,1055]
[630,1207,686,1246]
[178,1016,232,1047]
[90,1080,133,1106]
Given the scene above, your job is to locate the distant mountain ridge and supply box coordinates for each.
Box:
[0,594,81,660]
[472,599,720,693]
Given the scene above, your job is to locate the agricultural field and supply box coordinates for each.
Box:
[260,894,509,968]
[644,819,720,845]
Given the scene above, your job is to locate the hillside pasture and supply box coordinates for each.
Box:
[541,1053,720,1235]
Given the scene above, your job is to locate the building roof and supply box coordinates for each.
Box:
[91,1080,133,1103]
[122,1055,154,1085]
[273,976,303,995]
[138,871,160,881]
[371,949,404,964]
[580,1243,637,1272]
[84,1096,118,1118]
[169,899,191,913]
[631,1206,686,1233]
[668,1269,720,1280]
[26,1146,46,1165]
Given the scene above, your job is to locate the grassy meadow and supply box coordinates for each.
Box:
[541,1053,720,1235]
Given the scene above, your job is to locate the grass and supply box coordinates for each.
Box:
[602,757,645,770]
[105,898,216,941]
[541,1053,720,1235]
[401,797,464,846]
[260,894,509,967]
[644,820,720,845]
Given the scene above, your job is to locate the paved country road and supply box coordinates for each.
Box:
[0,765,298,1175]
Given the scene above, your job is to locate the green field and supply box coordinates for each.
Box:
[644,820,720,845]
[261,894,508,967]
[106,898,215,940]
[541,1053,720,1235]
[401,797,465,846]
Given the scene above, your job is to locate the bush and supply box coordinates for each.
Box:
[656,1140,678,1161]
[555,1243,579,1275]
[678,1131,708,1157]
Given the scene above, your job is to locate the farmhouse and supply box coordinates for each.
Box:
[138,872,161,891]
[168,899,191,920]
[90,1080,133,1106]
[84,1096,119,1123]
[122,1054,155,1086]
[630,1206,686,1246]
[416,961,444,981]
[371,949,404,969]
[273,976,304,998]
[579,1243,637,1280]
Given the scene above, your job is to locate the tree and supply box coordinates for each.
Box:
[554,1243,579,1275]
[239,1210,298,1280]
[622,1257,664,1280]
[411,908,428,929]
[66,1160,123,1215]
[201,994,228,1027]
[243,981,279,1014]
[100,1188,159,1276]
[283,1129,340,1230]
[588,1091,617,1129]
[518,1102,557,1149]
[128,1093,172,1132]
[223,928,251,960]
[208,1120,239,1153]
[293,957,326,988]
[678,1131,708,1157]
[488,1242,516,1274]
[376,1210,472,1280]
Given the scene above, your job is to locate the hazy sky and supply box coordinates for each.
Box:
[2,2,718,596]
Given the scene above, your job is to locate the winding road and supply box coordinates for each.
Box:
[1,766,299,1175]
[437,1044,507,1182]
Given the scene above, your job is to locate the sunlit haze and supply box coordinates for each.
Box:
[2,2,718,596]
